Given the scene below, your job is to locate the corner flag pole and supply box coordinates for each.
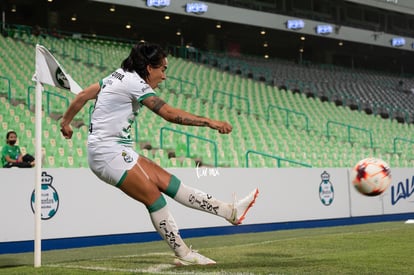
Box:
[33,44,83,267]
[34,81,43,267]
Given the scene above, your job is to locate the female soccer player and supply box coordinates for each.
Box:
[60,42,258,265]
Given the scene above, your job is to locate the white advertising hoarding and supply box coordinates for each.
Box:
[0,168,412,247]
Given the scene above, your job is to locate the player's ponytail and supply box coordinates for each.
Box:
[121,42,166,81]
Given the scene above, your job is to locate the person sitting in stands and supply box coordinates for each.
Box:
[2,130,35,168]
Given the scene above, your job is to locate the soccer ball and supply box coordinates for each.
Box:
[351,158,391,196]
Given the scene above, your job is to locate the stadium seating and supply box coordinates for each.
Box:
[0,30,413,168]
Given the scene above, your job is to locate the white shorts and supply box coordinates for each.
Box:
[87,142,138,187]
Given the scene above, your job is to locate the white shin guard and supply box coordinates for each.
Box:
[173,183,233,219]
[150,205,190,257]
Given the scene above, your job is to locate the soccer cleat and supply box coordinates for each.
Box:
[227,188,259,225]
[174,249,217,266]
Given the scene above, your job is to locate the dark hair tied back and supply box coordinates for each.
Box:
[121,42,166,81]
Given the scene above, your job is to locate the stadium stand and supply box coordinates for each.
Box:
[200,52,414,123]
[0,28,413,168]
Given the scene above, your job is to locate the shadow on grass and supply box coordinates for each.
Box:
[0,258,32,268]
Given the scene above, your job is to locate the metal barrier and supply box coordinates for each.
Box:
[160,127,218,167]
[0,75,11,101]
[212,90,250,114]
[27,86,69,115]
[266,105,309,131]
[245,150,312,168]
[164,76,199,98]
[393,137,414,154]
[326,120,373,148]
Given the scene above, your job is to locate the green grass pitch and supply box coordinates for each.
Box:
[0,221,413,274]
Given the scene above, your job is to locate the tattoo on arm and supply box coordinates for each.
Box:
[150,98,166,114]
[173,115,209,126]
[174,116,183,124]
[146,96,209,127]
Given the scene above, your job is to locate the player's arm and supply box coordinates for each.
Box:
[60,83,101,139]
[142,96,232,134]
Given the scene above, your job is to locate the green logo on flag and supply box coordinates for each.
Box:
[55,67,70,89]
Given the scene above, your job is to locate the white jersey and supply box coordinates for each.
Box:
[88,68,156,147]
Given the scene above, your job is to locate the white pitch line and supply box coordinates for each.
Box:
[92,251,173,261]
[49,263,249,275]
[48,263,149,273]
[48,251,219,275]
[47,252,173,273]
[48,226,405,274]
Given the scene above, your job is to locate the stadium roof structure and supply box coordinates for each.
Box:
[2,0,414,73]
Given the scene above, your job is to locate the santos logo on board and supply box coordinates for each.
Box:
[319,171,334,206]
[30,171,60,220]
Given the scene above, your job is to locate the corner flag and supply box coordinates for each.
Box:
[34,44,82,94]
[33,44,82,267]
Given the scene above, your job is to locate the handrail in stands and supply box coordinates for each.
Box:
[27,86,69,115]
[393,137,414,154]
[326,120,373,148]
[266,105,309,131]
[164,76,199,98]
[212,89,250,114]
[245,149,312,168]
[160,126,218,167]
[0,76,11,102]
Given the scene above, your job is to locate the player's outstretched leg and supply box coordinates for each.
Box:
[148,195,216,265]
[174,248,217,266]
[164,175,259,225]
[226,188,259,225]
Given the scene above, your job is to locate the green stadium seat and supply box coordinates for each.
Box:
[47,156,57,168]
[140,148,151,158]
[182,157,196,167]
[78,157,89,168]
[1,33,414,168]
[65,156,75,167]
[167,157,180,167]
[2,122,8,131]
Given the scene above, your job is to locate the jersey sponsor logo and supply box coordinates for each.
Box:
[111,71,125,81]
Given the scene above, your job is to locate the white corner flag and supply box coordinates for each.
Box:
[34,44,82,94]
[33,44,83,267]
